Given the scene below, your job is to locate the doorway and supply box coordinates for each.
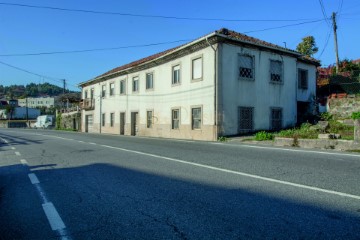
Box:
[131,112,139,136]
[120,112,125,135]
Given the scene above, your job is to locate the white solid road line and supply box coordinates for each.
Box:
[28,173,40,184]
[42,202,66,231]
[99,143,360,201]
[15,151,21,156]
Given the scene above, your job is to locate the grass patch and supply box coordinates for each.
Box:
[276,123,318,139]
[346,149,360,153]
[217,136,228,142]
[255,131,274,141]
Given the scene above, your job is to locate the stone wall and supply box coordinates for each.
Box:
[274,137,360,151]
[328,97,360,118]
[355,119,360,143]
[58,111,81,131]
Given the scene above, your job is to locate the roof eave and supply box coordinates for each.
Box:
[79,32,218,87]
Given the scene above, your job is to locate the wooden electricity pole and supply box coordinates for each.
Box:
[332,12,340,73]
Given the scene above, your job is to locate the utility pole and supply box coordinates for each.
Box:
[332,12,340,73]
[26,96,29,126]
[62,79,66,94]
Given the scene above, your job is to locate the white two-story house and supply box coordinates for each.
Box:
[79,28,319,141]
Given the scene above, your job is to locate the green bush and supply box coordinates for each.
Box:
[277,129,296,138]
[255,131,274,141]
[217,136,228,142]
[276,123,318,139]
[351,112,360,120]
[328,120,354,134]
[319,112,333,121]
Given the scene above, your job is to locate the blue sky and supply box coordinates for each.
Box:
[0,0,359,91]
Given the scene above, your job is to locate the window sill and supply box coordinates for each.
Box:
[191,78,203,83]
[238,77,255,82]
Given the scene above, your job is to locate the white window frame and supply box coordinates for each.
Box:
[269,60,283,84]
[298,68,308,90]
[146,110,153,128]
[191,56,203,81]
[172,64,181,85]
[132,76,139,93]
[120,80,126,95]
[191,106,202,130]
[171,108,180,130]
[146,72,154,90]
[110,112,115,127]
[238,54,255,81]
[270,107,282,130]
[109,82,115,96]
[102,113,106,127]
[90,88,94,99]
[101,85,106,98]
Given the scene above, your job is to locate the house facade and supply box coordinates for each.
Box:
[18,97,56,109]
[79,28,319,141]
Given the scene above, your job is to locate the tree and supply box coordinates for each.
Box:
[296,36,319,57]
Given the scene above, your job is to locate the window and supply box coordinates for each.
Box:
[102,85,106,97]
[146,73,154,90]
[270,60,283,83]
[271,108,282,130]
[172,65,181,85]
[132,77,139,92]
[84,90,88,99]
[172,109,180,129]
[110,83,115,96]
[146,111,153,128]
[90,88,94,99]
[298,69,308,89]
[238,107,254,133]
[110,113,114,127]
[192,57,202,80]
[120,80,126,94]
[102,113,105,127]
[238,55,254,80]
[192,107,202,130]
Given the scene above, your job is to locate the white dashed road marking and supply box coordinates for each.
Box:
[15,151,21,156]
[20,159,28,166]
[28,173,40,184]
[11,147,15,150]
[42,202,66,231]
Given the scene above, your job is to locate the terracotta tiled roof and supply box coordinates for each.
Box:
[216,28,297,53]
[89,28,319,83]
[96,45,183,79]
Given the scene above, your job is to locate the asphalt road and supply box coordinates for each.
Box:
[1,128,360,239]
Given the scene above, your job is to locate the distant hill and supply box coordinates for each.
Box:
[0,82,79,99]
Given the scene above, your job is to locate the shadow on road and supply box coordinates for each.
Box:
[1,161,359,239]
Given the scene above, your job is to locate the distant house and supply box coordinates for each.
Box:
[18,97,56,108]
[79,28,319,141]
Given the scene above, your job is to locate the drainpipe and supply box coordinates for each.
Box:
[206,37,219,141]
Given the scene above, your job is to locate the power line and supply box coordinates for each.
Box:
[317,28,332,59]
[0,40,192,57]
[0,2,321,22]
[0,19,328,57]
[243,19,326,34]
[0,60,63,83]
[318,0,331,27]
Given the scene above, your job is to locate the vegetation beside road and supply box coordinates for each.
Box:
[250,112,358,142]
